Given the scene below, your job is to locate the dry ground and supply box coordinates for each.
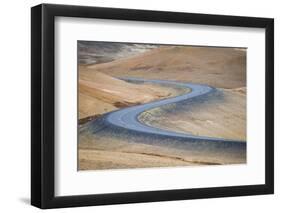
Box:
[88,46,246,89]
[139,88,246,141]
[78,45,246,170]
[78,134,244,170]
[79,68,187,119]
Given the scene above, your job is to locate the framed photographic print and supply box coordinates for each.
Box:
[31,3,274,209]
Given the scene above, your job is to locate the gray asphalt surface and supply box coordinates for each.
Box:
[103,77,246,145]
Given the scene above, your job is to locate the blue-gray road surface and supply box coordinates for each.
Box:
[81,77,246,162]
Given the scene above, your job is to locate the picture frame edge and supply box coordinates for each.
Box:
[31,3,274,209]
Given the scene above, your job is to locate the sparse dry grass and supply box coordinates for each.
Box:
[78,133,245,170]
[88,46,246,89]
[79,69,184,119]
[139,88,246,141]
[78,45,247,170]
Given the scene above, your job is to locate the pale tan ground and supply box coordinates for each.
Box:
[78,134,244,170]
[139,88,246,141]
[78,46,246,169]
[79,149,195,170]
[79,68,188,119]
[79,87,246,170]
[88,46,246,89]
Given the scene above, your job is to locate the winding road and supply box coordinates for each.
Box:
[79,77,246,165]
[102,77,246,145]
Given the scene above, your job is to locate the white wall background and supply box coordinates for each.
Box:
[0,0,279,212]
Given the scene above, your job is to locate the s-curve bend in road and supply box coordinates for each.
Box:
[102,77,246,146]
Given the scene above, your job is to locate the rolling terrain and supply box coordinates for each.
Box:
[78,43,247,170]
[88,46,246,88]
[79,68,186,120]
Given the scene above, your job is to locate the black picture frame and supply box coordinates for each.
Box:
[31,3,274,209]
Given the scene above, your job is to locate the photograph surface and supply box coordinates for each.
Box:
[78,41,247,170]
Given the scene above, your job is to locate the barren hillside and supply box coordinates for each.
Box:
[79,68,184,119]
[88,46,246,89]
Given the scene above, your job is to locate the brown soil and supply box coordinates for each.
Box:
[79,69,184,119]
[78,134,245,170]
[87,46,246,89]
[139,88,246,141]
